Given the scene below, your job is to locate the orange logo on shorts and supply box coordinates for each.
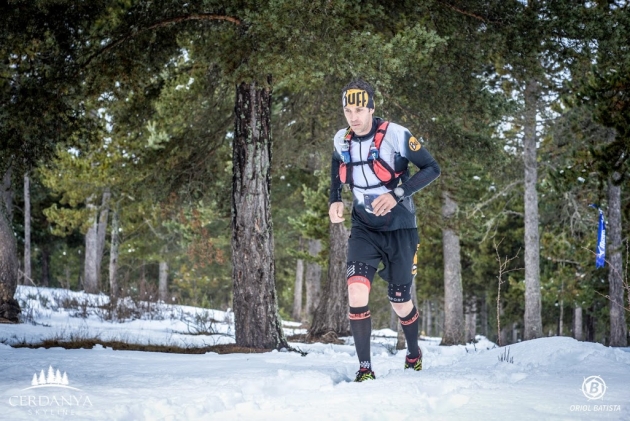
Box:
[409,136,421,152]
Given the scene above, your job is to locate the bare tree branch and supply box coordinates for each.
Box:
[495,238,522,346]
[436,1,501,24]
[81,13,241,70]
[467,180,522,219]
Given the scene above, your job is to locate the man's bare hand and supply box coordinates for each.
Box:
[371,193,397,216]
[329,202,345,223]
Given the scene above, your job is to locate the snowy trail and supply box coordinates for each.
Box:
[2,337,629,420]
[1,286,629,420]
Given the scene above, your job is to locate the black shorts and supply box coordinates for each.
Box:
[347,225,419,285]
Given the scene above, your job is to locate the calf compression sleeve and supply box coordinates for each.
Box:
[349,305,372,370]
[400,305,421,360]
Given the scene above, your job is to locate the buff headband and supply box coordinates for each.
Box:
[342,88,374,109]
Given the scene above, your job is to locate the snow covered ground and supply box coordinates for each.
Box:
[1,286,629,420]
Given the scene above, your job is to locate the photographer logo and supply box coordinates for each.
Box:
[582,375,606,400]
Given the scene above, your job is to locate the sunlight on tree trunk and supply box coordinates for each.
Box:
[84,191,110,294]
[159,261,168,303]
[523,77,543,340]
[292,257,304,321]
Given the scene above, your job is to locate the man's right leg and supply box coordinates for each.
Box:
[347,261,376,381]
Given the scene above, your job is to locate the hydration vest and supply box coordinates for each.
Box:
[339,121,405,190]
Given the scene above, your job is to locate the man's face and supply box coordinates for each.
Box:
[343,106,374,136]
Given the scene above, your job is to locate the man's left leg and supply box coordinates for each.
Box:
[385,229,421,370]
[390,286,422,371]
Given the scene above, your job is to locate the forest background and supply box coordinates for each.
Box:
[1,0,628,349]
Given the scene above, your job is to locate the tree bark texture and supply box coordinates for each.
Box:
[465,297,477,343]
[292,257,304,321]
[309,221,350,338]
[441,190,465,345]
[96,189,110,278]
[23,173,31,284]
[83,190,110,294]
[159,261,169,302]
[2,167,12,220]
[0,168,20,322]
[108,207,120,297]
[305,239,322,317]
[231,79,286,349]
[84,202,99,293]
[424,300,433,337]
[607,176,627,346]
[523,77,543,340]
[0,210,20,322]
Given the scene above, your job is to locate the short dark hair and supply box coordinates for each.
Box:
[342,78,375,100]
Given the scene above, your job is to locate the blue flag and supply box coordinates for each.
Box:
[590,205,606,268]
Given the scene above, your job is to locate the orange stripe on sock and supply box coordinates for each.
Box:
[348,310,371,320]
[400,311,419,326]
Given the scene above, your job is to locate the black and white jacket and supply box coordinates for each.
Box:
[329,117,441,231]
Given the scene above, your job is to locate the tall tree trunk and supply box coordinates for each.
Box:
[441,190,465,345]
[523,77,543,340]
[607,174,627,346]
[96,188,110,280]
[465,297,477,343]
[512,322,519,343]
[83,190,110,294]
[305,239,322,317]
[0,168,20,322]
[108,207,120,297]
[158,261,168,302]
[2,167,13,220]
[23,173,31,285]
[558,299,564,336]
[308,221,350,338]
[40,245,50,287]
[480,294,488,338]
[139,261,146,299]
[426,300,433,337]
[292,257,304,321]
[586,305,595,342]
[232,78,286,349]
[573,306,583,341]
[84,203,99,293]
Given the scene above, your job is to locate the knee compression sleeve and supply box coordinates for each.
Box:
[347,261,376,290]
[388,283,412,303]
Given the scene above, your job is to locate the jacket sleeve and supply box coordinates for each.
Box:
[329,151,343,204]
[398,141,440,198]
